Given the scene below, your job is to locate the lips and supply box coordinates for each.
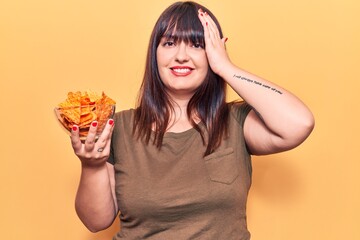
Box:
[170,66,194,76]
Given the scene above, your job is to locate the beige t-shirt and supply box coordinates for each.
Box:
[109,102,252,239]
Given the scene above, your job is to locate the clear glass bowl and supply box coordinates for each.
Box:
[54,104,115,140]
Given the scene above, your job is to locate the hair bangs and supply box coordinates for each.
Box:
[161,5,205,47]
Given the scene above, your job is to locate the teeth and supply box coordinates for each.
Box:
[173,68,191,73]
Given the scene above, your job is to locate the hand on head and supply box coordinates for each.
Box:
[197,8,232,76]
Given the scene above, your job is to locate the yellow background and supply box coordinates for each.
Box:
[1,0,359,239]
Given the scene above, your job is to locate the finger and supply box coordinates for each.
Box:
[102,119,115,140]
[95,119,115,154]
[198,12,219,49]
[70,125,82,153]
[198,10,212,45]
[84,121,98,152]
[101,132,113,156]
[96,135,111,156]
[198,10,207,32]
[203,12,220,40]
[223,37,228,44]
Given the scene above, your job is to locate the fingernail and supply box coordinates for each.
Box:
[109,119,114,126]
[92,122,98,127]
[72,125,78,131]
[200,13,204,16]
[225,37,228,42]
[206,22,208,26]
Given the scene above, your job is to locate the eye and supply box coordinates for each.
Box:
[162,40,175,47]
[192,42,204,49]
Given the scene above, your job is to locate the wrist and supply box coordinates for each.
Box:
[216,62,238,81]
[80,160,108,171]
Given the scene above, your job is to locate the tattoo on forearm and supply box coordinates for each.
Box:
[233,74,283,95]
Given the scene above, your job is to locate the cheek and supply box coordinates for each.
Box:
[194,52,209,68]
[156,48,164,66]
[196,55,209,75]
[156,50,166,78]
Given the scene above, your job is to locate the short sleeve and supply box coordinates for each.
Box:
[229,101,253,127]
[107,109,135,165]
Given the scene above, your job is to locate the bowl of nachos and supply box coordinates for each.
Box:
[54,90,116,140]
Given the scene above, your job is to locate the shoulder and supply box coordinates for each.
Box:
[112,108,136,135]
[113,108,135,123]
[227,101,253,126]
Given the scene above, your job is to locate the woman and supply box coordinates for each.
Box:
[70,1,315,239]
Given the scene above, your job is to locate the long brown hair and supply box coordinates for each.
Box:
[133,1,230,156]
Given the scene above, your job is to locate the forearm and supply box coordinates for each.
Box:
[75,163,117,232]
[221,63,314,140]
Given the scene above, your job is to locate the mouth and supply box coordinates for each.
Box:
[170,66,194,76]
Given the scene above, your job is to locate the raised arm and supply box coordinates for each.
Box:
[223,67,314,155]
[71,120,118,232]
[198,10,315,155]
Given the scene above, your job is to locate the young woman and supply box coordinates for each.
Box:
[70,1,314,239]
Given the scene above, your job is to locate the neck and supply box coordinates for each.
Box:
[167,91,191,116]
[169,99,189,122]
[166,93,201,131]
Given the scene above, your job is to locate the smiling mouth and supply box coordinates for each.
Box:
[170,67,194,75]
[173,68,191,73]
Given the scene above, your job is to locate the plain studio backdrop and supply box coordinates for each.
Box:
[0,0,359,239]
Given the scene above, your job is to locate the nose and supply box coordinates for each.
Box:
[175,42,189,63]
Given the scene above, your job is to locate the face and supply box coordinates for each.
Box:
[156,37,209,98]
